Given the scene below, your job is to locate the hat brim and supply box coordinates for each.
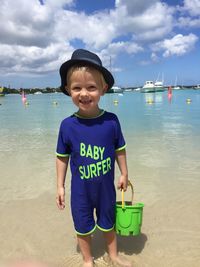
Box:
[59,59,114,96]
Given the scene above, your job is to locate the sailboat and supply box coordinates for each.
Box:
[173,76,181,90]
[0,86,5,96]
[109,56,123,94]
[154,73,165,91]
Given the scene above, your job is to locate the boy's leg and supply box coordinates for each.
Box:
[103,229,118,260]
[77,234,94,267]
[104,229,133,267]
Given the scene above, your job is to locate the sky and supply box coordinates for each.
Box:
[0,0,200,89]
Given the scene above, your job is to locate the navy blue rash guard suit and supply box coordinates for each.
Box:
[56,110,126,235]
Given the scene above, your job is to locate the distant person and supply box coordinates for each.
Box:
[168,86,172,102]
[56,49,132,267]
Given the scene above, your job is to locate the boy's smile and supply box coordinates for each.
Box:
[68,69,107,118]
[79,99,92,105]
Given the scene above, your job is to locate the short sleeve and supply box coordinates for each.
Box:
[113,115,126,151]
[56,121,71,157]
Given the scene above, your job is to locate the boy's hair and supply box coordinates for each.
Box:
[66,64,108,89]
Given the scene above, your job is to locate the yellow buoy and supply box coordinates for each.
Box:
[186,98,192,104]
[146,99,154,104]
[113,100,118,105]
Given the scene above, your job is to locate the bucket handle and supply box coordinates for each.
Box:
[122,180,134,209]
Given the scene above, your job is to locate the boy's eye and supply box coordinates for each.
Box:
[70,85,98,92]
[87,85,97,91]
[71,86,81,92]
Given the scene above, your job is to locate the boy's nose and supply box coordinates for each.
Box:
[80,88,88,96]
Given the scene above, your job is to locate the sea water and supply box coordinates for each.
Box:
[0,90,199,202]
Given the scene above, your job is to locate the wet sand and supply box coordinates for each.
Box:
[0,166,200,267]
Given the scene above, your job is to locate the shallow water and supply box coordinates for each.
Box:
[0,90,199,202]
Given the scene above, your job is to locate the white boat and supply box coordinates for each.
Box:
[124,88,133,92]
[111,86,123,93]
[134,87,141,91]
[141,81,165,93]
[195,84,200,89]
[154,73,164,90]
[34,91,43,95]
[173,76,181,90]
[141,81,154,93]
[154,80,164,90]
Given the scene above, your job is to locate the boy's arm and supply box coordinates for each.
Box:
[56,156,69,210]
[115,149,128,191]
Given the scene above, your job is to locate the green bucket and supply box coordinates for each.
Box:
[115,181,144,236]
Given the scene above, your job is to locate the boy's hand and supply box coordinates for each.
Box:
[56,187,65,210]
[117,175,128,191]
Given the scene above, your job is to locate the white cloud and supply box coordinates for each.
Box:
[96,41,143,72]
[55,0,175,49]
[125,43,143,54]
[114,1,175,41]
[176,0,200,29]
[182,0,200,16]
[115,0,158,15]
[0,0,147,76]
[43,0,74,9]
[0,0,55,47]
[0,0,198,81]
[139,60,151,66]
[152,34,198,57]
[0,0,76,76]
[177,16,200,28]
[0,42,73,74]
[151,52,159,62]
[54,10,117,49]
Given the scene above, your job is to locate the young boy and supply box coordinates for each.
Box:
[56,49,132,267]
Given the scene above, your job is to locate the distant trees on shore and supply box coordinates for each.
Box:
[2,86,115,94]
[2,87,61,94]
[1,85,198,95]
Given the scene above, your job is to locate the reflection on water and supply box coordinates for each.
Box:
[144,92,164,104]
[0,90,200,200]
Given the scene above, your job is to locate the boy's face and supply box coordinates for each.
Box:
[66,69,108,117]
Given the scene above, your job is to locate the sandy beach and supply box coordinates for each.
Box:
[0,92,200,267]
[0,162,200,267]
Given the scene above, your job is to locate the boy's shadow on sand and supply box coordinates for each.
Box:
[76,229,147,259]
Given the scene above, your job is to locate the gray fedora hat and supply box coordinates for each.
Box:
[59,49,114,96]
